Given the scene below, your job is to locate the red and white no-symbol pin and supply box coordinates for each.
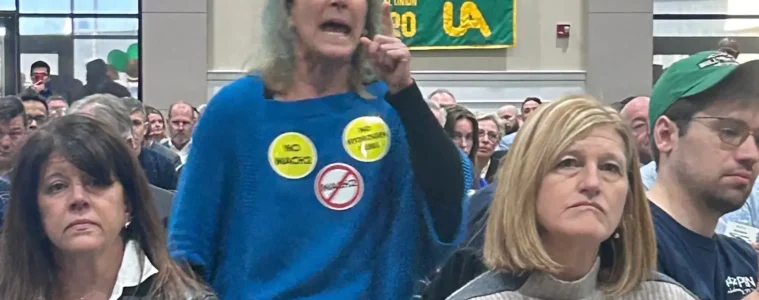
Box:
[314,163,364,211]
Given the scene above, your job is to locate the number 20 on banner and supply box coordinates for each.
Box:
[384,0,418,38]
[384,0,494,40]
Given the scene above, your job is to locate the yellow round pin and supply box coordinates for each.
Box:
[268,132,318,179]
[342,116,391,162]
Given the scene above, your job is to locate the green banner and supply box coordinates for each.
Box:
[387,0,516,50]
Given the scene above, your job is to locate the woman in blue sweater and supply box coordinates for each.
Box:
[167,1,471,299]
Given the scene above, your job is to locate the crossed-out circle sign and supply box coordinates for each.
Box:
[342,116,391,162]
[268,132,317,179]
[313,163,364,211]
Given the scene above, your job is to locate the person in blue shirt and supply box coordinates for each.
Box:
[641,161,759,236]
[167,2,471,299]
[646,51,759,300]
[496,97,541,151]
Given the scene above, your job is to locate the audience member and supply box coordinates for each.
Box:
[69,95,178,191]
[496,105,519,135]
[429,89,457,108]
[0,96,27,227]
[449,95,696,299]
[497,97,542,151]
[164,102,195,164]
[123,99,181,169]
[0,114,216,300]
[145,106,168,146]
[647,51,759,299]
[620,96,652,164]
[475,113,503,186]
[83,59,131,98]
[47,95,69,119]
[20,93,48,130]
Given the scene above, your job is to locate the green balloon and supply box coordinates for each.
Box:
[127,43,139,60]
[107,50,129,72]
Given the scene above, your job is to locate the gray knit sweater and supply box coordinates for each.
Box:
[446,260,697,300]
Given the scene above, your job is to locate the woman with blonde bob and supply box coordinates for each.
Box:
[448,96,697,299]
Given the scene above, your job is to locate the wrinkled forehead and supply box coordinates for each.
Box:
[171,104,193,116]
[499,106,517,115]
[621,97,649,119]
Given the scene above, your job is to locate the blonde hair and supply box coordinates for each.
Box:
[476,113,505,140]
[255,0,383,99]
[484,95,657,295]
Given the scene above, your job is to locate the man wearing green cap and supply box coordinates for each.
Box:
[646,50,759,300]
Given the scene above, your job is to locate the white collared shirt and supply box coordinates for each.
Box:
[110,240,159,300]
[165,139,192,165]
[479,160,490,179]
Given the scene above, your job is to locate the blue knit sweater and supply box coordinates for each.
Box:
[168,76,471,299]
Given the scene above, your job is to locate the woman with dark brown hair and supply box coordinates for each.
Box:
[0,114,215,300]
[445,105,480,190]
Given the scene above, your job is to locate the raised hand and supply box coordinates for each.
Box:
[360,2,413,94]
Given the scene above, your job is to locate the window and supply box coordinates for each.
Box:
[74,18,139,35]
[74,39,137,82]
[654,19,759,37]
[19,17,71,35]
[653,0,759,76]
[19,0,71,14]
[654,0,759,15]
[74,0,138,14]
[10,0,141,98]
[0,0,14,11]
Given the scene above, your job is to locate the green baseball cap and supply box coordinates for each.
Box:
[649,51,740,124]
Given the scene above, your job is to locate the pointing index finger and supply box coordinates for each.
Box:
[381,2,394,37]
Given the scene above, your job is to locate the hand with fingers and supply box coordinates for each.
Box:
[361,2,413,94]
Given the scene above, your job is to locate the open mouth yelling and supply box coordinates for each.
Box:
[319,20,352,36]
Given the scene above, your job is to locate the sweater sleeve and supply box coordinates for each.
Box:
[385,82,467,243]
[167,89,237,281]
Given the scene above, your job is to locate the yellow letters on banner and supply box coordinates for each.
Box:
[443,1,492,38]
[386,0,493,41]
[391,11,418,38]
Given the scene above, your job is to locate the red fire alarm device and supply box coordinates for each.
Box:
[557,24,571,38]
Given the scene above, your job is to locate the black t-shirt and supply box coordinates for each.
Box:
[651,201,758,300]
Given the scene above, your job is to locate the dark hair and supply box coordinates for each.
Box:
[428,89,456,101]
[0,114,210,299]
[444,105,480,189]
[20,93,48,112]
[30,61,50,74]
[522,97,542,109]
[651,61,759,166]
[0,96,27,124]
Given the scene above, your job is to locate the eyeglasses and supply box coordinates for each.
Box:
[479,130,499,142]
[691,116,759,148]
[27,114,47,124]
